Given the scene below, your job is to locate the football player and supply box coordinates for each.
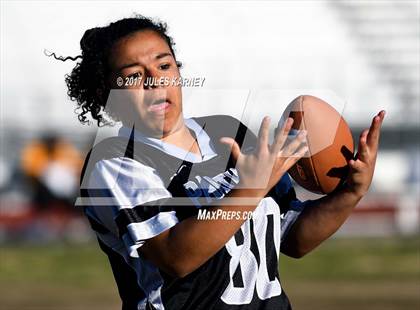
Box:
[58,15,384,310]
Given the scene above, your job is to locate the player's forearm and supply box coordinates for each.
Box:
[139,187,265,278]
[282,187,362,258]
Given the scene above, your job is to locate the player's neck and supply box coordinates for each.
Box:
[161,123,202,157]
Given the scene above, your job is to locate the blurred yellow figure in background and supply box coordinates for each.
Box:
[20,134,83,211]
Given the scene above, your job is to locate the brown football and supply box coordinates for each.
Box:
[284,95,354,194]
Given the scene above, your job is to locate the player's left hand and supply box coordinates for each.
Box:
[345,110,386,198]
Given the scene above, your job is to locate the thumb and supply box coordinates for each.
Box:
[220,137,242,160]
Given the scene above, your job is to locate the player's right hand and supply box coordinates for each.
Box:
[220,116,308,197]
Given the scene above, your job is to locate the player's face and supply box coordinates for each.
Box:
[107,30,183,137]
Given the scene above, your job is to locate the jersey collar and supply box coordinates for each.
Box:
[118,118,217,163]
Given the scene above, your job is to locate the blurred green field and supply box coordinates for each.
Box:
[1,237,419,310]
[281,237,420,310]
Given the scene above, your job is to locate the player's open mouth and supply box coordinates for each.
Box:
[148,98,171,114]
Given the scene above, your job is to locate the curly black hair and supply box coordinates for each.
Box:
[48,14,181,126]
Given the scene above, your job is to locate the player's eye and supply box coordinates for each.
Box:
[128,72,142,79]
[159,63,171,70]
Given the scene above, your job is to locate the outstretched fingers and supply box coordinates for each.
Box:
[283,144,309,169]
[257,116,271,152]
[271,117,294,154]
[280,129,307,158]
[356,128,370,162]
[367,110,385,148]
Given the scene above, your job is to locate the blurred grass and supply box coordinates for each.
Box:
[0,237,419,309]
[0,242,120,310]
[280,237,420,310]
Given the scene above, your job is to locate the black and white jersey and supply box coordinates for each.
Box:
[79,115,307,310]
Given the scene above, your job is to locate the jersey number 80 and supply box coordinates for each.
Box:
[221,198,282,305]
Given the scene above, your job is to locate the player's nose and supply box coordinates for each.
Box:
[143,69,164,89]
